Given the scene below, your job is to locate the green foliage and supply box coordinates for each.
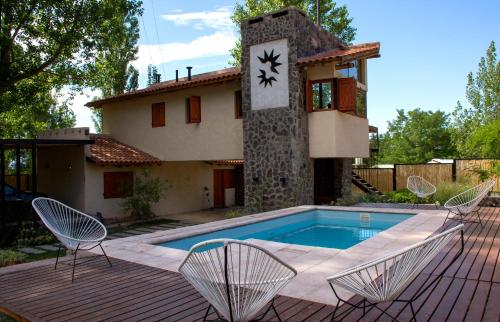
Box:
[225,210,243,218]
[0,0,143,97]
[377,109,456,164]
[433,182,471,205]
[467,161,500,182]
[0,250,27,267]
[452,41,500,158]
[385,189,418,204]
[0,74,76,139]
[332,192,386,206]
[458,119,500,158]
[15,222,55,248]
[147,65,160,86]
[122,169,170,220]
[229,0,356,66]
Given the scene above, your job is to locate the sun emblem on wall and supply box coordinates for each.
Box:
[257,49,282,87]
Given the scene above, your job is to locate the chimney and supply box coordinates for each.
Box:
[186,66,193,81]
[175,70,179,82]
[154,73,161,83]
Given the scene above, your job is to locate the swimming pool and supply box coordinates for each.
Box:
[159,210,413,251]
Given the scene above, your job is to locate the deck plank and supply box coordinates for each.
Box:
[0,207,498,322]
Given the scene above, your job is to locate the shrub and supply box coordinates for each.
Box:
[385,189,418,203]
[122,169,170,220]
[0,250,27,267]
[225,210,242,218]
[434,182,471,205]
[15,221,55,248]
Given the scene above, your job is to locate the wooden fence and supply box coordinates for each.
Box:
[353,159,499,193]
[4,175,31,191]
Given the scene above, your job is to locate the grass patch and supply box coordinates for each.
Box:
[0,313,16,322]
[0,249,61,268]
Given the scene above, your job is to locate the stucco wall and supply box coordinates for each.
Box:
[84,161,232,219]
[101,81,243,161]
[37,146,86,210]
[308,111,369,158]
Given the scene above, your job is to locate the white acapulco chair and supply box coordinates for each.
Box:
[32,197,112,282]
[443,179,495,226]
[178,239,297,322]
[407,176,437,207]
[327,224,464,322]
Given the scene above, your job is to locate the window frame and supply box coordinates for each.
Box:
[234,90,243,119]
[103,171,133,199]
[307,78,336,112]
[151,102,165,128]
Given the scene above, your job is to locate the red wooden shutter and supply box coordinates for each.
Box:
[103,172,133,199]
[336,77,357,112]
[189,96,201,123]
[306,80,313,113]
[234,90,242,119]
[151,102,165,127]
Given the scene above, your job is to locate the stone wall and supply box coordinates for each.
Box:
[241,7,344,211]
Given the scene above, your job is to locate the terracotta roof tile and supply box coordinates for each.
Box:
[212,160,244,166]
[86,67,241,108]
[88,135,161,166]
[297,42,380,66]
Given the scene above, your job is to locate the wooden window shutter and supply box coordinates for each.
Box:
[151,102,165,127]
[336,77,357,112]
[306,80,313,113]
[189,96,201,123]
[235,90,243,119]
[103,172,133,199]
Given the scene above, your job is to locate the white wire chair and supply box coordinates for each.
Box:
[407,176,437,206]
[32,197,111,281]
[443,179,495,226]
[178,239,297,322]
[327,224,464,322]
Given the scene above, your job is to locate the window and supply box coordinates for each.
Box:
[186,96,201,123]
[151,102,165,127]
[234,90,243,119]
[336,59,366,85]
[103,172,133,199]
[356,88,367,117]
[307,79,335,112]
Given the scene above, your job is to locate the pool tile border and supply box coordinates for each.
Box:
[95,205,451,305]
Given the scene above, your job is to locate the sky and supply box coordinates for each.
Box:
[71,0,499,133]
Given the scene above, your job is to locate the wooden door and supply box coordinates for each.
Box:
[213,169,224,208]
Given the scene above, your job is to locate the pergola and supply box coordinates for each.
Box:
[0,139,93,201]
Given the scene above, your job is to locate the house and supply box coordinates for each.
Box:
[32,7,381,219]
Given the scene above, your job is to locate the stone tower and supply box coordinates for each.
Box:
[241,7,344,211]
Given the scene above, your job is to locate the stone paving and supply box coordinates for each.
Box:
[16,220,195,255]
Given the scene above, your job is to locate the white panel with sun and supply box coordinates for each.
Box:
[250,39,289,110]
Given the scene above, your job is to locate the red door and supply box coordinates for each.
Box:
[213,170,224,208]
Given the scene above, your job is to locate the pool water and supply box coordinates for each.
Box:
[160,210,412,251]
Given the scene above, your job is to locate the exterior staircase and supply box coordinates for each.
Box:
[352,171,383,195]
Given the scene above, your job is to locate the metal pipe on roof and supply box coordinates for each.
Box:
[186,66,193,81]
[175,70,179,82]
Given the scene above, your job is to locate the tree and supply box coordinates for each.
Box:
[147,65,160,86]
[377,109,456,164]
[229,0,356,66]
[452,41,500,157]
[0,74,75,139]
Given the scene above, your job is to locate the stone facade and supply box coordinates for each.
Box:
[241,7,346,211]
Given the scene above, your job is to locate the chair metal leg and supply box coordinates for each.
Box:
[100,243,112,267]
[71,243,80,282]
[409,301,417,322]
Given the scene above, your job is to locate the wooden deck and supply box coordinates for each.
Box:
[0,207,498,322]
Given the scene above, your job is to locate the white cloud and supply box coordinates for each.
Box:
[132,7,237,74]
[161,7,233,31]
[133,31,236,73]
